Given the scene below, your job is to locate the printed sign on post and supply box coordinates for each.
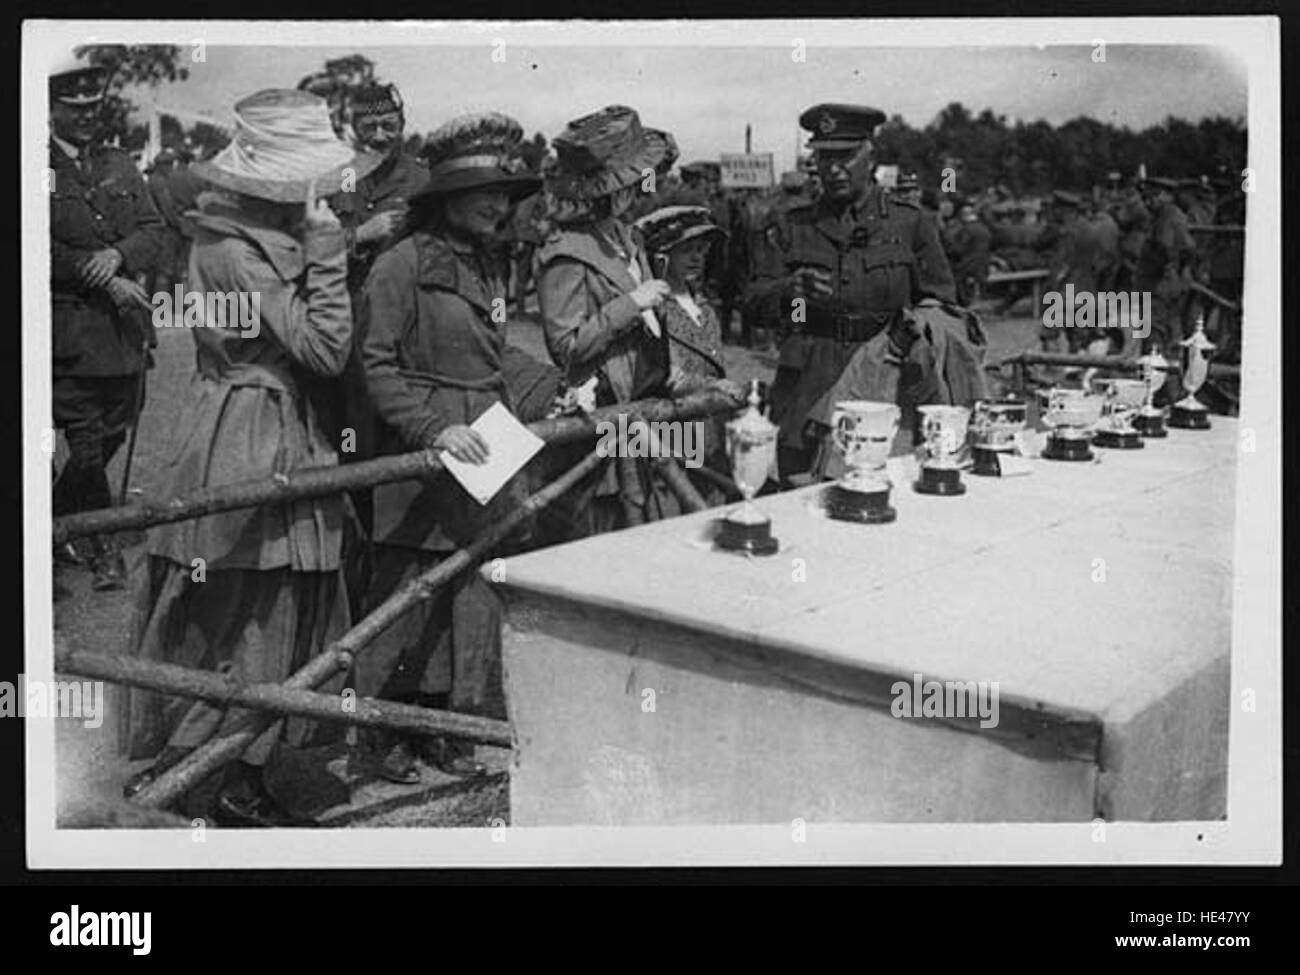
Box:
[720,153,775,189]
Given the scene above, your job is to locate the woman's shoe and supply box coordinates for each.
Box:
[424,737,488,779]
[375,737,423,786]
[213,790,314,828]
[212,762,316,827]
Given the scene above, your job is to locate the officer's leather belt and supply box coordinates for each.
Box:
[796,312,893,344]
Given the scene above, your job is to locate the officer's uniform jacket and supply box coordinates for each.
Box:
[745,183,958,450]
[50,140,166,377]
[331,150,429,293]
[1049,214,1119,296]
[1135,201,1197,299]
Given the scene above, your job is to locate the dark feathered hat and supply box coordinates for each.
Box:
[548,105,676,201]
[414,112,540,201]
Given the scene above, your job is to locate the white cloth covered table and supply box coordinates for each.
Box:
[490,420,1236,825]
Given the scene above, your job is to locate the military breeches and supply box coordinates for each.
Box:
[52,373,140,515]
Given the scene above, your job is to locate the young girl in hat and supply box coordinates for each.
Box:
[125,89,384,826]
[355,113,541,782]
[634,205,740,495]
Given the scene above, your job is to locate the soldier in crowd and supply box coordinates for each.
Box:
[1109,179,1151,293]
[1043,189,1122,356]
[1135,177,1197,356]
[144,145,206,295]
[1200,177,1245,362]
[892,170,922,208]
[321,82,428,607]
[945,197,992,307]
[49,60,165,590]
[741,172,809,350]
[745,103,964,480]
[1178,177,1217,227]
[332,83,428,297]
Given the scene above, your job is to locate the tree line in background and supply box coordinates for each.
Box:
[78,46,1247,194]
[874,102,1247,195]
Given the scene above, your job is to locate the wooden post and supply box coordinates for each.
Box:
[131,449,608,810]
[56,650,513,746]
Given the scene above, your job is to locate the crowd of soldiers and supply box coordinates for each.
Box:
[48,53,1243,826]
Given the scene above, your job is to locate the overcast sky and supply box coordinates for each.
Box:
[136,42,1247,174]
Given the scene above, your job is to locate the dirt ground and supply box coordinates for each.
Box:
[51,295,1043,829]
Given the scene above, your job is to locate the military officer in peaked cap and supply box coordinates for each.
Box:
[745,103,959,480]
[49,56,165,589]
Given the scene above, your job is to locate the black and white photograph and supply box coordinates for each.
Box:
[20,16,1280,869]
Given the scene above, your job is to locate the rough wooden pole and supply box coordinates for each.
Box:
[54,389,743,544]
[56,650,512,746]
[1004,351,1239,380]
[132,449,608,810]
[688,464,740,499]
[649,426,709,513]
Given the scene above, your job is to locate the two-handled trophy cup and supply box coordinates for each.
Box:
[823,400,900,523]
[914,405,971,495]
[969,396,1029,476]
[714,380,780,555]
[1133,346,1171,438]
[1037,387,1105,461]
[1090,377,1147,449]
[1167,317,1216,430]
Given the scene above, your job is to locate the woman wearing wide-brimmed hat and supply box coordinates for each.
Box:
[536,105,686,534]
[123,89,382,826]
[355,113,540,782]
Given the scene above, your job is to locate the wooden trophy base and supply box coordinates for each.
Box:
[914,466,966,495]
[970,445,1009,476]
[1093,428,1144,449]
[1042,434,1094,461]
[1168,402,1211,429]
[1134,411,1168,438]
[823,483,897,524]
[714,513,780,555]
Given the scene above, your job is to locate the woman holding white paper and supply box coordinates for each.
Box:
[358,113,540,782]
